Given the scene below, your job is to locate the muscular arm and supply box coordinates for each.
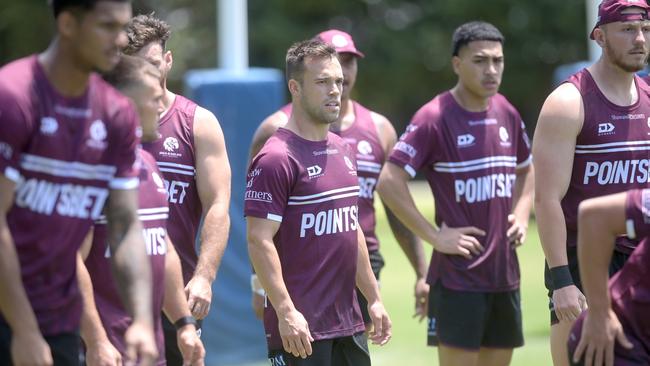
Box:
[162,239,193,323]
[163,239,205,366]
[188,107,231,319]
[247,216,313,358]
[0,175,52,364]
[533,83,583,268]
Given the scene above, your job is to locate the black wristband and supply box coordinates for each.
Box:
[174,316,197,331]
[550,265,574,290]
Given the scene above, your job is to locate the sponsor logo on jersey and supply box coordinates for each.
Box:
[15,178,109,219]
[583,160,650,185]
[468,118,498,126]
[457,134,476,147]
[299,205,358,237]
[312,148,339,156]
[105,226,167,258]
[394,141,417,158]
[611,113,644,120]
[247,168,262,188]
[164,179,190,204]
[344,156,355,171]
[357,140,373,155]
[244,190,273,203]
[358,177,377,199]
[152,172,167,194]
[454,173,516,203]
[598,123,615,136]
[399,123,418,139]
[54,105,91,118]
[40,117,58,135]
[307,165,323,179]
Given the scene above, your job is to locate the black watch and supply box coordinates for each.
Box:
[174,316,197,330]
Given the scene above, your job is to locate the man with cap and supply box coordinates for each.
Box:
[533,1,650,364]
[249,29,428,328]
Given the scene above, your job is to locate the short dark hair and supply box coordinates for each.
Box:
[123,13,171,55]
[285,39,337,83]
[451,21,504,56]
[50,0,130,18]
[102,54,161,90]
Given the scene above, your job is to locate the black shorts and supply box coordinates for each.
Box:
[568,313,650,366]
[162,314,203,366]
[268,332,370,366]
[356,250,385,325]
[544,246,630,324]
[0,322,80,366]
[427,281,523,350]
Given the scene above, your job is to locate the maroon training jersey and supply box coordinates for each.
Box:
[561,69,650,253]
[85,149,167,365]
[280,102,385,251]
[570,189,650,360]
[143,95,201,284]
[389,91,531,292]
[0,56,140,335]
[244,128,365,350]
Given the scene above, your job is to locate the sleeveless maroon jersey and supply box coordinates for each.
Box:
[0,56,140,335]
[389,91,532,292]
[561,69,650,253]
[85,149,167,365]
[279,102,385,251]
[244,128,365,350]
[143,95,201,284]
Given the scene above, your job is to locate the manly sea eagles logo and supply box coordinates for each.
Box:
[40,117,58,135]
[357,140,373,156]
[164,137,180,152]
[87,120,108,150]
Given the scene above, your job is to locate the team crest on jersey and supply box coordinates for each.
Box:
[160,137,183,158]
[40,117,58,135]
[499,126,511,147]
[87,120,108,150]
[357,140,373,155]
[164,137,180,152]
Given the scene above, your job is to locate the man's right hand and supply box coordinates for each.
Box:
[277,308,313,359]
[11,330,53,366]
[553,285,587,322]
[85,339,123,366]
[434,223,485,259]
[124,321,158,366]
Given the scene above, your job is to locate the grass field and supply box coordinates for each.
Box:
[370,181,551,366]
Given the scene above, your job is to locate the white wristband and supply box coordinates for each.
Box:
[250,274,266,296]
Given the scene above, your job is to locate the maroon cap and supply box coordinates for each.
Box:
[590,0,650,39]
[316,29,365,58]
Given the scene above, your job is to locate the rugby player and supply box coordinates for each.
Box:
[123,14,232,364]
[0,1,157,364]
[377,21,534,366]
[246,39,391,366]
[567,189,650,366]
[78,55,205,366]
[248,29,427,325]
[533,1,650,364]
